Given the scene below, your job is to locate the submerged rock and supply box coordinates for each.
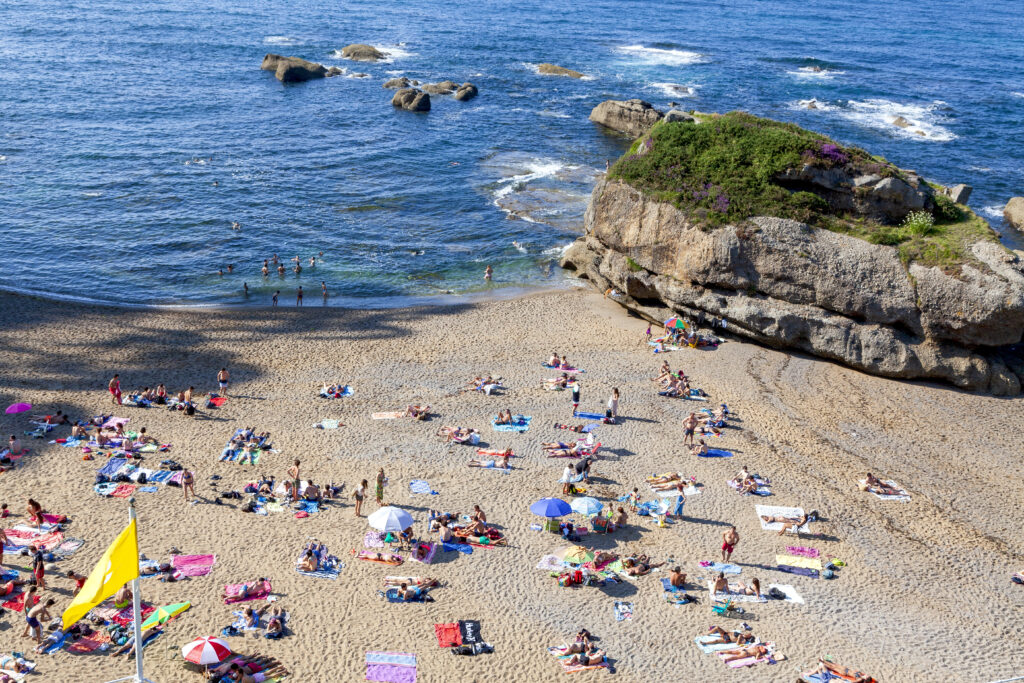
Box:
[340,44,387,62]
[892,116,911,128]
[261,54,327,82]
[391,88,430,112]
[537,63,585,78]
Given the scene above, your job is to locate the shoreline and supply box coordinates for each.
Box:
[0,288,1021,681]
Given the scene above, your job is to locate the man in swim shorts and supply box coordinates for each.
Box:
[721,526,739,561]
[217,368,229,393]
[682,413,698,447]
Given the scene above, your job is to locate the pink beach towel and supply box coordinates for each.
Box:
[101,416,130,430]
[67,630,112,654]
[171,554,216,577]
[786,546,819,558]
[223,580,272,604]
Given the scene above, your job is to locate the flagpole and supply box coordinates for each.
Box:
[128,498,145,683]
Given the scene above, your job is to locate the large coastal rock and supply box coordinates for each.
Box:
[421,80,459,94]
[1005,197,1024,230]
[589,99,664,138]
[562,178,1024,393]
[391,88,430,112]
[537,63,585,78]
[453,83,478,101]
[340,44,387,62]
[261,54,327,82]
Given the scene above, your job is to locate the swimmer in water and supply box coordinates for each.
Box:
[227,264,233,274]
[218,268,224,276]
[484,265,493,281]
[294,263,302,275]
[309,256,316,267]
[243,282,249,296]
[277,264,285,276]
[321,281,327,299]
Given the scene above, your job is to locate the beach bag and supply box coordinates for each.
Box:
[469,433,480,445]
[768,587,786,600]
[185,404,195,416]
[572,570,583,584]
[136,473,147,484]
[823,569,835,580]
[95,474,109,484]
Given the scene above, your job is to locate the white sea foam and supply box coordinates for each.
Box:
[797,98,955,141]
[1012,91,1024,98]
[0,155,6,162]
[650,82,697,98]
[542,243,574,257]
[615,44,706,66]
[538,110,571,119]
[263,36,298,45]
[980,204,1005,219]
[786,66,844,79]
[82,191,102,197]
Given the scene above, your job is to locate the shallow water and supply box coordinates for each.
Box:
[1,0,1022,306]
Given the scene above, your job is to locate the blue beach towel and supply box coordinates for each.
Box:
[573,411,605,421]
[492,415,531,432]
[99,457,128,477]
[702,562,741,574]
[699,448,733,458]
[409,480,437,495]
[660,578,685,593]
[442,542,473,554]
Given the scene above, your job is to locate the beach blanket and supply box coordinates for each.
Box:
[296,546,342,580]
[408,542,437,565]
[320,386,353,398]
[372,412,405,420]
[366,651,417,683]
[317,419,341,430]
[613,601,633,621]
[147,470,174,484]
[229,609,263,633]
[409,480,437,495]
[65,630,112,655]
[364,531,386,549]
[541,363,584,373]
[101,416,130,430]
[208,397,227,407]
[786,546,819,558]
[107,483,138,498]
[99,457,129,477]
[768,583,804,604]
[171,554,216,577]
[860,479,911,501]
[434,623,461,647]
[223,580,272,604]
[756,505,810,533]
[572,411,606,421]
[721,652,772,668]
[698,448,733,458]
[492,415,531,432]
[698,561,741,575]
[777,565,819,578]
[441,541,473,555]
[777,554,823,571]
[51,537,85,559]
[353,550,404,565]
[728,476,772,496]
[694,634,752,654]
[708,580,768,603]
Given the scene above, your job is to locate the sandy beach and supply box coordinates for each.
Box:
[0,288,1022,682]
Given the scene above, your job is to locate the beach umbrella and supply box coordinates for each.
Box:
[367,506,414,532]
[555,545,595,564]
[530,497,572,518]
[4,403,31,415]
[181,636,231,665]
[141,601,191,630]
[664,317,686,330]
[570,497,603,516]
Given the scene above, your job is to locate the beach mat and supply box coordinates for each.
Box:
[572,411,605,421]
[707,579,767,603]
[372,412,405,420]
[409,480,437,495]
[756,505,810,533]
[434,623,461,647]
[860,479,911,501]
[776,554,823,571]
[613,601,633,621]
[768,583,804,604]
[171,554,216,577]
[366,651,417,683]
[459,620,482,644]
[698,448,733,458]
[698,561,741,574]
[695,634,746,654]
[492,416,531,432]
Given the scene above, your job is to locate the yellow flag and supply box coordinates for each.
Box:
[62,519,140,630]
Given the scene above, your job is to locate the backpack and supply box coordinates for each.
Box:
[185,404,195,416]
[768,587,786,600]
[136,473,147,484]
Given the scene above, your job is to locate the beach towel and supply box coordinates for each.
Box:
[459,619,482,644]
[223,580,272,604]
[372,412,405,420]
[108,483,137,498]
[542,363,584,373]
[660,578,687,593]
[723,653,771,668]
[572,411,607,422]
[364,531,386,548]
[707,580,768,603]
[171,554,216,577]
[562,659,609,674]
[860,479,911,501]
[296,546,342,580]
[492,415,532,432]
[101,416,130,430]
[767,583,804,604]
[777,565,819,578]
[756,505,810,533]
[409,480,437,495]
[698,561,741,574]
[320,386,353,398]
[229,609,264,632]
[317,419,341,430]
[98,457,129,477]
[698,448,733,458]
[366,651,417,683]
[434,623,461,647]
[208,397,227,407]
[786,546,819,558]
[728,476,771,496]
[694,635,750,654]
[147,470,174,484]
[408,542,437,565]
[353,550,404,565]
[613,601,633,621]
[51,537,85,559]
[777,554,823,571]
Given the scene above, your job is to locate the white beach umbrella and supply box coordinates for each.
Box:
[367,506,414,532]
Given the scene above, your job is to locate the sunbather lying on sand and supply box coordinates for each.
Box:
[542,374,570,390]
[405,405,430,420]
[227,578,271,600]
[859,473,901,495]
[564,647,605,666]
[437,426,477,443]
[207,655,288,683]
[760,513,813,535]
[468,454,510,469]
[242,604,271,628]
[651,477,691,491]
[264,608,285,638]
[623,556,664,576]
[809,658,874,682]
[706,626,756,645]
[720,644,771,663]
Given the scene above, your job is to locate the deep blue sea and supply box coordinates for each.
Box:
[2,0,1022,307]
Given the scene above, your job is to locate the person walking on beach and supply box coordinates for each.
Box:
[683,412,698,448]
[352,479,367,517]
[296,286,303,307]
[182,468,195,503]
[272,290,279,307]
[608,387,619,421]
[288,460,301,500]
[108,374,122,405]
[570,381,581,416]
[217,368,229,394]
[721,526,739,562]
[375,468,385,507]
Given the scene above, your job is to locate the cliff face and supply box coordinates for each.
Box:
[562,178,1024,394]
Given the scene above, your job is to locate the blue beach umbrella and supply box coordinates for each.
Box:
[530,497,572,518]
[570,497,603,516]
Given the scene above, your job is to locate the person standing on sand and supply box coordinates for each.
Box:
[182,468,195,503]
[108,374,121,405]
[296,286,303,306]
[272,290,279,307]
[217,368,229,394]
[288,460,301,500]
[721,526,739,562]
[608,387,619,421]
[375,468,385,507]
[352,479,367,517]
[682,412,698,447]
[570,381,581,416]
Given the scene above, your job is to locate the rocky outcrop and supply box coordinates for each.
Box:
[421,80,458,94]
[944,183,972,204]
[892,116,911,129]
[261,54,327,82]
[327,66,343,77]
[773,165,933,224]
[561,178,1024,393]
[664,110,696,124]
[1005,197,1024,230]
[383,77,410,89]
[340,44,387,61]
[453,83,478,101]
[589,99,664,138]
[391,88,430,112]
[537,63,584,78]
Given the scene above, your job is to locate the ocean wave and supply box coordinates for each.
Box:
[1013,91,1024,99]
[263,36,298,45]
[0,155,6,162]
[538,110,571,119]
[786,66,845,79]
[615,44,706,66]
[541,243,573,257]
[82,191,102,197]
[980,204,1005,219]
[650,82,697,98]
[797,98,955,141]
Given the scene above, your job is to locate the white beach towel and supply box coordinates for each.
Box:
[767,583,804,604]
[859,479,911,502]
[755,505,809,533]
[707,580,767,603]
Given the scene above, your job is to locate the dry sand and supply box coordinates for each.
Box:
[0,288,1021,683]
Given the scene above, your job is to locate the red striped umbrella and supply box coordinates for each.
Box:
[181,636,232,665]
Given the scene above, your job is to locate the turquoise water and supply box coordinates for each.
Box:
[1,0,1022,306]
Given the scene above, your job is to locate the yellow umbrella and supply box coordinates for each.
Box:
[141,601,191,630]
[554,545,595,564]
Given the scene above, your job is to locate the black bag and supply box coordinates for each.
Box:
[137,473,147,484]
[768,587,786,600]
[185,404,195,416]
[95,474,110,484]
